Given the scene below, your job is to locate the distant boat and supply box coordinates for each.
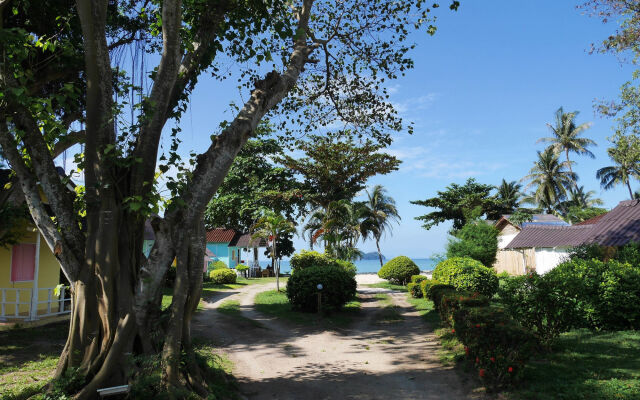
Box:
[360,252,385,261]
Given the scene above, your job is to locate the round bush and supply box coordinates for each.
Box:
[290,250,356,277]
[211,260,228,270]
[433,257,499,297]
[209,268,237,284]
[378,256,420,284]
[286,265,356,312]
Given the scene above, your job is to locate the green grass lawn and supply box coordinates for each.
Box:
[406,295,640,399]
[0,322,68,399]
[362,282,406,291]
[254,289,361,327]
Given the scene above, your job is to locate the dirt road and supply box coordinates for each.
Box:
[192,281,477,400]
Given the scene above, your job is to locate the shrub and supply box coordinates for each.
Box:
[411,274,427,284]
[428,283,456,309]
[438,290,489,326]
[453,306,538,391]
[407,275,428,298]
[286,265,356,312]
[209,268,237,284]
[419,279,441,299]
[498,272,582,344]
[290,250,356,277]
[377,256,420,284]
[236,264,249,278]
[446,221,499,267]
[212,260,228,270]
[433,257,499,297]
[615,242,640,266]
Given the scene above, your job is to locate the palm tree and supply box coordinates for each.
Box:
[538,107,595,179]
[495,179,522,212]
[597,164,638,200]
[522,148,576,213]
[251,210,297,291]
[360,185,401,268]
[569,185,604,208]
[303,200,364,261]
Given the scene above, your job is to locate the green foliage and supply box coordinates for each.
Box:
[498,273,584,344]
[568,243,608,261]
[407,275,428,298]
[419,279,442,299]
[203,127,304,231]
[208,268,237,284]
[0,202,29,248]
[453,305,538,391]
[507,208,535,226]
[433,257,499,297]
[546,259,640,330]
[427,284,457,308]
[377,256,420,284]
[446,221,499,267]
[279,136,400,209]
[522,147,576,213]
[438,290,490,326]
[289,250,356,277]
[286,265,356,312]
[596,132,640,199]
[235,264,249,272]
[410,275,427,284]
[616,242,640,265]
[411,178,503,230]
[211,261,228,270]
[564,205,608,224]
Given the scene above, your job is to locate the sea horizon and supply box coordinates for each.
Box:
[258,257,437,275]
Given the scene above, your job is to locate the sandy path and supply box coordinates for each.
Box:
[192,281,475,400]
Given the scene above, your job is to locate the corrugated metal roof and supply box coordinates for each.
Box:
[583,200,640,246]
[230,233,267,248]
[205,228,239,243]
[576,212,608,226]
[505,225,593,249]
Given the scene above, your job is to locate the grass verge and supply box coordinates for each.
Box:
[217,300,264,328]
[363,282,406,291]
[373,293,403,324]
[254,289,361,327]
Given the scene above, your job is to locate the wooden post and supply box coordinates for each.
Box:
[29,234,41,320]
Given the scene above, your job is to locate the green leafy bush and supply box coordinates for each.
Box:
[286,265,356,312]
[428,283,457,309]
[498,272,582,344]
[446,221,499,267]
[212,260,228,270]
[453,306,538,391]
[419,279,441,299]
[407,275,428,298]
[546,259,640,330]
[290,250,357,277]
[438,290,490,326]
[433,257,499,297]
[377,256,420,284]
[209,268,237,284]
[615,242,640,266]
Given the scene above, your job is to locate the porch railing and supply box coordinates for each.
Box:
[0,286,72,322]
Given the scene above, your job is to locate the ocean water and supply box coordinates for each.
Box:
[259,258,437,274]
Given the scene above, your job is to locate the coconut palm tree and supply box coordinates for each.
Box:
[597,163,638,200]
[569,185,604,208]
[303,200,364,261]
[495,179,522,212]
[538,107,595,180]
[522,148,577,213]
[360,185,401,268]
[251,210,297,291]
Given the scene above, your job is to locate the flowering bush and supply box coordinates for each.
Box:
[427,283,456,309]
[407,275,428,298]
[437,290,489,327]
[419,279,441,299]
[453,305,538,391]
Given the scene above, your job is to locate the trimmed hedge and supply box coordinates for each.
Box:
[211,260,228,270]
[290,250,357,277]
[209,268,237,284]
[419,279,442,299]
[407,275,428,298]
[433,257,499,297]
[378,256,420,284]
[286,265,356,312]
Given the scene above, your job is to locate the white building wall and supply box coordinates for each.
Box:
[534,247,571,274]
[498,233,519,249]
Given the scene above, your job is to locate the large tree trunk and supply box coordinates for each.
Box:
[376,238,383,269]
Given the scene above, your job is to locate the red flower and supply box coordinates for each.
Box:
[479,369,485,377]
[508,367,514,373]
[490,357,495,363]
[475,357,479,364]
[475,324,481,328]
[451,329,455,334]
[464,347,469,355]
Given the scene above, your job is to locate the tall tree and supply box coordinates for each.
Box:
[569,185,604,208]
[279,135,401,210]
[0,0,459,396]
[538,106,595,178]
[360,185,400,268]
[494,179,522,214]
[251,211,296,291]
[203,126,304,232]
[522,148,576,213]
[304,199,364,261]
[411,178,500,230]
[597,133,640,199]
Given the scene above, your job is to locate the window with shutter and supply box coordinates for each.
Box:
[11,243,36,282]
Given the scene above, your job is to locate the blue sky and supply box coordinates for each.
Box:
[177,1,636,259]
[60,1,635,260]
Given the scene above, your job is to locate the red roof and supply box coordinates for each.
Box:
[205,228,239,243]
[575,212,608,226]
